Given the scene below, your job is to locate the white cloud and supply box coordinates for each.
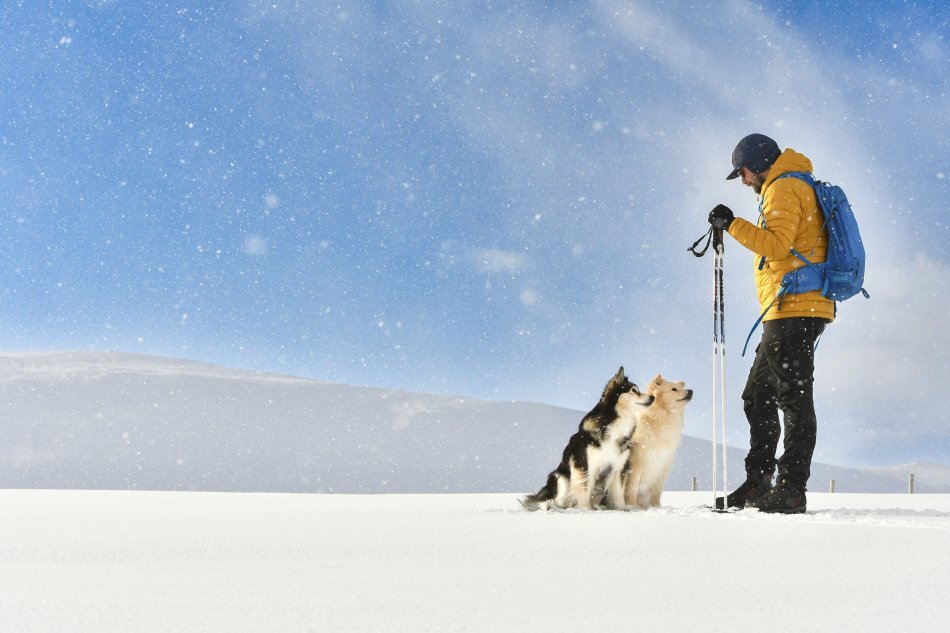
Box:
[243,235,269,257]
[520,288,539,306]
[814,255,950,458]
[472,249,529,275]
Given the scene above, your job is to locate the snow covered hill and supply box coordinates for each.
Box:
[1,352,948,493]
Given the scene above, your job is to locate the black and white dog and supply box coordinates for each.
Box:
[521,367,654,511]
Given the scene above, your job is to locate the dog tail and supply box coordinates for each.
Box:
[519,472,558,511]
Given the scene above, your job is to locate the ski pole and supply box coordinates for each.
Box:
[688,226,729,507]
[714,229,729,506]
[711,230,719,508]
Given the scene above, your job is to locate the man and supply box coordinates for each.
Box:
[708,133,833,514]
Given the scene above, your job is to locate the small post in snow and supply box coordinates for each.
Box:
[908,473,915,494]
[691,476,698,492]
[829,479,836,493]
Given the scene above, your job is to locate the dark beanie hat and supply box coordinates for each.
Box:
[726,133,781,180]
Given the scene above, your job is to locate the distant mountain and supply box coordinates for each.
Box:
[1,352,947,493]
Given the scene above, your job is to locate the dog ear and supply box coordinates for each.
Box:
[612,366,627,388]
[653,374,663,385]
[601,367,626,401]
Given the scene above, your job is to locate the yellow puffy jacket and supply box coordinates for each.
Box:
[727,148,835,322]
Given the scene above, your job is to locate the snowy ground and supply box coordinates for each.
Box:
[1,490,948,632]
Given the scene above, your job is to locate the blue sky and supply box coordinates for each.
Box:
[1,1,947,467]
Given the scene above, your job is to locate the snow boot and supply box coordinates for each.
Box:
[748,483,806,514]
[715,476,772,510]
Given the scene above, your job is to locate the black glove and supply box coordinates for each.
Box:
[708,204,734,230]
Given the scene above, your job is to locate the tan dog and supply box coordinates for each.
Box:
[623,374,693,509]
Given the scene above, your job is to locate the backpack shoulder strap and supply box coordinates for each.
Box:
[774,171,828,259]
[775,171,815,186]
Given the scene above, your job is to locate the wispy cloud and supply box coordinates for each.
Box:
[472,249,530,275]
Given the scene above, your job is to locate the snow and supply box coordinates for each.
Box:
[2,489,948,632]
[3,352,949,495]
[2,352,948,629]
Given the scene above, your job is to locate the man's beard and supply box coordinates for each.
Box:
[752,172,767,194]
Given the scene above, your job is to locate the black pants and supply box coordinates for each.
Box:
[742,317,827,490]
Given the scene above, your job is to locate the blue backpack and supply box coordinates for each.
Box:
[742,171,869,355]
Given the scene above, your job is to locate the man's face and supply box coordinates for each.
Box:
[738,166,768,194]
